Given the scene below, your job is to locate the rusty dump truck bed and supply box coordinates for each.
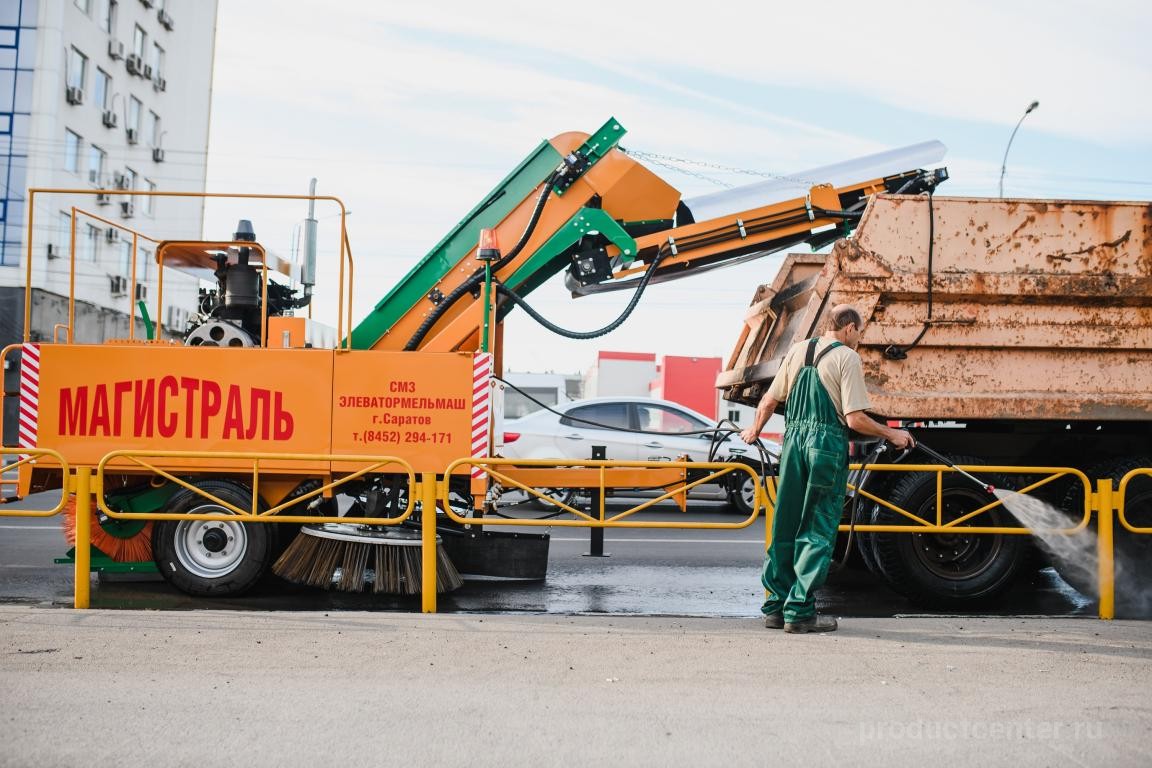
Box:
[719,195,1152,422]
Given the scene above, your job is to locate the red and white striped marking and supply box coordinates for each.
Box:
[471,353,493,479]
[18,343,40,453]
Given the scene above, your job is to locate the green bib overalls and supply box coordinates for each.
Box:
[762,339,849,622]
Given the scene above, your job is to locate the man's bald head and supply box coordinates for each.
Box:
[828,304,863,332]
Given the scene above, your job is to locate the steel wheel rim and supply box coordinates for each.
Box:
[909,491,1003,581]
[173,504,248,578]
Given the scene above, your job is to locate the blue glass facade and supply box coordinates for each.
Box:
[0,0,37,267]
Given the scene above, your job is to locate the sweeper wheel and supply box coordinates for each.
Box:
[152,480,272,597]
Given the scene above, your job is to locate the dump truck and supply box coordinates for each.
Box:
[719,194,1152,605]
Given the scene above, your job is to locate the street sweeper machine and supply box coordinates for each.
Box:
[9,116,1146,608]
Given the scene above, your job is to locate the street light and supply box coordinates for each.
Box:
[998,100,1040,198]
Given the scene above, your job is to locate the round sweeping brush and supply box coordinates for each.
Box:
[61,496,154,563]
[272,523,463,594]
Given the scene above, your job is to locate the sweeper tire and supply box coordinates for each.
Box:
[152,480,272,597]
[866,457,1025,606]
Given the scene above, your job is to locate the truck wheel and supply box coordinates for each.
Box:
[1057,455,1152,615]
[152,480,271,597]
[868,458,1024,605]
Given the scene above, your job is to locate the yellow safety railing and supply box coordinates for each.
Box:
[0,449,71,516]
[442,457,765,529]
[94,450,415,524]
[839,463,1092,534]
[1116,468,1152,534]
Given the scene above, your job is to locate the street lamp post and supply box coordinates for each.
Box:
[998,100,1040,198]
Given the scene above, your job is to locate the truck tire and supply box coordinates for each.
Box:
[1057,455,1152,615]
[152,480,272,597]
[867,458,1024,606]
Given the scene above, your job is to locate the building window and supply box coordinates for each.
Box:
[132,24,146,58]
[147,111,160,146]
[101,0,117,33]
[143,179,156,216]
[128,95,141,136]
[138,247,151,283]
[151,42,164,76]
[59,212,74,255]
[82,224,100,263]
[119,240,132,277]
[64,130,82,173]
[75,0,92,15]
[94,68,111,110]
[88,145,107,185]
[125,167,138,207]
[67,47,88,90]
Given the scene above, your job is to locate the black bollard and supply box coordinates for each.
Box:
[584,445,609,557]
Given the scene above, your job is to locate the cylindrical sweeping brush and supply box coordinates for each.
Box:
[271,523,463,594]
[61,496,154,563]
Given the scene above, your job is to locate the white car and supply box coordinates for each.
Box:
[499,397,777,514]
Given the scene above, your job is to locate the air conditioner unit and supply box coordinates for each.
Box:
[158,10,174,30]
[47,243,60,259]
[120,201,135,219]
[153,76,167,92]
[66,86,84,105]
[102,109,119,128]
[166,305,186,333]
[126,54,141,75]
[152,147,165,162]
[110,275,128,296]
[135,283,148,302]
[108,39,124,60]
[106,227,121,244]
[126,128,139,145]
[112,171,127,189]
[96,192,111,206]
[142,63,153,80]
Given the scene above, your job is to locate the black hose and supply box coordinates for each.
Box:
[494,243,668,340]
[404,169,562,351]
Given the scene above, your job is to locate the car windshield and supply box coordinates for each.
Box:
[636,404,707,434]
[560,403,631,430]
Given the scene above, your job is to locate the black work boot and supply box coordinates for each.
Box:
[763,612,784,629]
[783,614,838,634]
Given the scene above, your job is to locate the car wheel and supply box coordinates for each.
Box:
[727,470,761,516]
[531,487,576,509]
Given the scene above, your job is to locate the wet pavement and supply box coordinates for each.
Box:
[0,500,1096,618]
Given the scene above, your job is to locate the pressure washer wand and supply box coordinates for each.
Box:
[914,442,997,494]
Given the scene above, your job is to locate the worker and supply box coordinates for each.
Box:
[740,304,914,633]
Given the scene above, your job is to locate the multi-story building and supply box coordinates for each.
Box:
[0,0,217,346]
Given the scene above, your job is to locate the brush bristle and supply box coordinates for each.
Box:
[272,530,463,595]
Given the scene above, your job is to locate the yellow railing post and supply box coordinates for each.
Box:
[1096,479,1115,621]
[73,467,92,609]
[421,472,438,613]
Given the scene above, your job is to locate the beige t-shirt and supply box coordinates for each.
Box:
[766,337,872,425]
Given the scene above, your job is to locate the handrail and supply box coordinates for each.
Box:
[442,457,763,529]
[839,463,1092,535]
[95,450,415,524]
[0,449,71,517]
[1116,468,1152,534]
[23,189,352,346]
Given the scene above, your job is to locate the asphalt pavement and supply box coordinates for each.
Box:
[1,606,1149,768]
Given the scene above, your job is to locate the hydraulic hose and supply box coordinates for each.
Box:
[494,245,668,340]
[403,169,562,351]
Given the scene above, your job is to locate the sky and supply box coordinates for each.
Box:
[204,0,1152,374]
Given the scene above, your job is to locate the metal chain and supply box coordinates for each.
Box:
[624,148,817,187]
